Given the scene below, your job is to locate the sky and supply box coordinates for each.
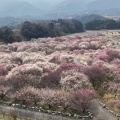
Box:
[20,0,66,4]
[0,0,95,6]
[0,0,95,11]
[44,0,66,4]
[21,0,95,4]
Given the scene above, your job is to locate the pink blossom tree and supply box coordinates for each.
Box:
[41,89,72,111]
[60,62,78,71]
[40,68,62,88]
[41,89,58,109]
[95,51,108,61]
[61,70,92,90]
[83,65,110,88]
[107,49,120,61]
[6,64,43,91]
[56,90,72,112]
[11,86,42,105]
[0,85,10,100]
[71,89,96,113]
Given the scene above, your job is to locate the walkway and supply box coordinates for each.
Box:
[0,100,119,120]
[89,100,118,120]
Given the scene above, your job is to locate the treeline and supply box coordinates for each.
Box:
[21,19,84,39]
[1,19,120,43]
[0,26,15,43]
[85,19,120,30]
[0,19,84,43]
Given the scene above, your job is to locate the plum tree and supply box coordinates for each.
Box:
[11,86,42,105]
[71,89,96,113]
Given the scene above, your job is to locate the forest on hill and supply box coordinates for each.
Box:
[0,19,84,43]
[1,18,120,44]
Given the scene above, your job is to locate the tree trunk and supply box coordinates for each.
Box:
[82,108,86,113]
[0,93,5,100]
[22,100,26,105]
[63,107,68,112]
[48,104,52,109]
[34,101,37,106]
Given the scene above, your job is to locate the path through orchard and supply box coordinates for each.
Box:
[0,100,119,120]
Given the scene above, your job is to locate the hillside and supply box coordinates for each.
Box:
[75,14,107,24]
[49,0,120,16]
[0,1,44,16]
[0,0,120,119]
[51,0,87,13]
[0,31,120,116]
[0,0,120,18]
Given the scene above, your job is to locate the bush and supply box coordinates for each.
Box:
[85,19,119,30]
[83,65,109,88]
[0,27,15,43]
[107,49,120,61]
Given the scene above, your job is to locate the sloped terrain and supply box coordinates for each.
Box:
[0,30,120,116]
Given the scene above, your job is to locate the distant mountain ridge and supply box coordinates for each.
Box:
[50,0,120,15]
[51,0,87,13]
[0,0,120,19]
[1,1,43,16]
[0,0,46,17]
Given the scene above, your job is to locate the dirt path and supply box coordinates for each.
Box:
[0,100,119,120]
[89,100,119,120]
[0,104,81,120]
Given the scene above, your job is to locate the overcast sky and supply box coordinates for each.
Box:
[0,0,95,9]
[44,0,66,4]
[20,0,66,4]
[0,0,95,5]
[21,0,95,4]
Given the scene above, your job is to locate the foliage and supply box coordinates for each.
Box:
[85,19,120,30]
[21,19,84,40]
[0,27,15,43]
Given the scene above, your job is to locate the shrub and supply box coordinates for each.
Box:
[83,65,109,88]
[40,68,62,88]
[107,49,120,61]
[0,26,15,43]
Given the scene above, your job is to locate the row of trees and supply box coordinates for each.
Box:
[0,64,96,113]
[21,19,84,39]
[11,88,96,113]
[0,19,84,43]
[85,19,120,30]
[1,19,120,43]
[0,26,15,43]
